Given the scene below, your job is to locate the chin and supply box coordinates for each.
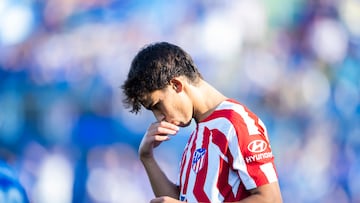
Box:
[179,120,192,127]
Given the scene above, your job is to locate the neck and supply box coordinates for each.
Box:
[189,80,227,122]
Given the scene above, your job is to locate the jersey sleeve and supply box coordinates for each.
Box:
[228,115,278,190]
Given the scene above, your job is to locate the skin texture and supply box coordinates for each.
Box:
[138,76,283,203]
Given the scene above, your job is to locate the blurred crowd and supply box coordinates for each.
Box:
[0,0,359,202]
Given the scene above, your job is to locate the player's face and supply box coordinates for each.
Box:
[142,85,193,127]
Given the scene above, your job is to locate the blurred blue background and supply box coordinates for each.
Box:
[0,0,359,202]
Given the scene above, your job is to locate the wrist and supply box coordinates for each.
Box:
[139,153,155,163]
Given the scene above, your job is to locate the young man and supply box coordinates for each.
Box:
[122,42,282,203]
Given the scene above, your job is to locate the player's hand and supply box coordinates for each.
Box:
[139,121,179,160]
[150,196,185,203]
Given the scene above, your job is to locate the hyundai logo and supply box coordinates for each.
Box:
[247,140,267,153]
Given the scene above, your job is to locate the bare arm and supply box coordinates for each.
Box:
[139,121,180,199]
[228,182,283,203]
[149,182,282,203]
[141,156,180,198]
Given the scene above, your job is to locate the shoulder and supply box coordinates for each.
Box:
[211,99,257,124]
[201,99,259,130]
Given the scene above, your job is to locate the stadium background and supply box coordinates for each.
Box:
[0,0,359,202]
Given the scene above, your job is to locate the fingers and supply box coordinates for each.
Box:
[139,121,180,158]
[157,121,180,131]
[149,126,177,137]
[150,196,182,203]
[148,121,179,136]
[153,135,170,141]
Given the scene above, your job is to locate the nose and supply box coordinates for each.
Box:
[153,110,165,122]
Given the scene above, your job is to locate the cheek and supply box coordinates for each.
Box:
[178,96,193,118]
[164,99,184,118]
[166,93,192,120]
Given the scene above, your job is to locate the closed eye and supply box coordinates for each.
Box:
[143,102,155,110]
[144,101,158,111]
[150,102,160,110]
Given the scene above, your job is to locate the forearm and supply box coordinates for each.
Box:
[227,182,282,203]
[141,157,180,199]
[229,195,280,203]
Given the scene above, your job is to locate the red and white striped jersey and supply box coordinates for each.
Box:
[177,99,278,202]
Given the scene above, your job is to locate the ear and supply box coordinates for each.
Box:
[170,77,183,93]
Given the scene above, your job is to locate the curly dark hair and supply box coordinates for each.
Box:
[122,42,202,113]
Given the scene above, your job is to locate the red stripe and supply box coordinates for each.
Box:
[181,126,199,195]
[193,127,211,202]
[237,183,251,200]
[179,131,194,189]
[179,134,193,188]
[211,129,235,201]
[210,129,228,154]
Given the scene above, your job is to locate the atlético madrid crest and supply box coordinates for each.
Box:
[192,148,206,173]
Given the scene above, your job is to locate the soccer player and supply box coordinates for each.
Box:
[122,42,282,203]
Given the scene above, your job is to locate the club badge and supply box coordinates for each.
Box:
[192,148,206,173]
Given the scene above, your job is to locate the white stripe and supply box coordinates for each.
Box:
[179,130,196,191]
[203,131,224,202]
[220,101,260,135]
[228,127,257,190]
[229,169,240,196]
[260,162,278,183]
